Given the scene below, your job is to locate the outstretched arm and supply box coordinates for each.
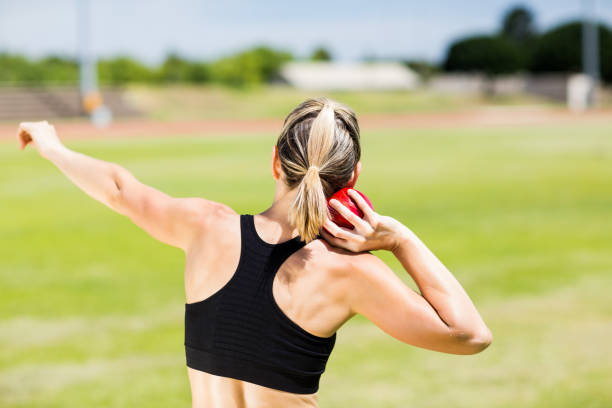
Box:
[17,121,222,252]
[322,189,492,355]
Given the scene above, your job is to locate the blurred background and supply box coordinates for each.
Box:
[1,1,610,407]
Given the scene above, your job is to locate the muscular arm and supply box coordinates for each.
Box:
[7,110,228,254]
[45,144,128,210]
[43,144,222,252]
[343,242,491,355]
[323,190,492,355]
[391,228,492,348]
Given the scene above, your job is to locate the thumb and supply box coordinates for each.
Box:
[17,126,32,151]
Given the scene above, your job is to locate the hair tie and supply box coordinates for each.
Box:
[322,101,335,112]
[306,165,320,176]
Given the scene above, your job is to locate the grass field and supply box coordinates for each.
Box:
[1,118,611,407]
[125,84,559,121]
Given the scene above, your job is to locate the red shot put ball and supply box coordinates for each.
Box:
[327,187,374,229]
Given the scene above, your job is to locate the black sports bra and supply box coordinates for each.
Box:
[184,214,337,394]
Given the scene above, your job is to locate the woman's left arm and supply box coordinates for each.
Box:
[17,121,221,252]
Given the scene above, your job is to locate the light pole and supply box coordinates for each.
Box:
[582,0,600,108]
[77,0,111,125]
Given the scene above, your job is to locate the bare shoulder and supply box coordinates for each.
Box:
[179,199,238,250]
[311,238,383,277]
[309,239,402,315]
[196,200,238,233]
[305,239,385,294]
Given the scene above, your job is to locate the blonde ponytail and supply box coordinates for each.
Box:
[277,97,361,243]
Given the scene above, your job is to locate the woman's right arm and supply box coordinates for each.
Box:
[321,189,492,355]
[17,121,228,252]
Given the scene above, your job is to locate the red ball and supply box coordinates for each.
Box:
[327,187,374,229]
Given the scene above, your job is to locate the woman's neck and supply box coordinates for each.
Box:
[257,187,299,241]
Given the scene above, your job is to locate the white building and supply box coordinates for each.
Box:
[279,61,420,91]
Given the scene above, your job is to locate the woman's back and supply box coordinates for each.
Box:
[184,206,358,407]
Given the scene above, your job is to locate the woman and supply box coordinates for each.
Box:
[17,97,492,408]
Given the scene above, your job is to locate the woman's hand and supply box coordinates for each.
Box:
[320,188,407,253]
[17,121,65,159]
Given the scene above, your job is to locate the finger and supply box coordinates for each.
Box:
[18,124,32,138]
[17,128,30,150]
[329,199,369,230]
[322,218,350,239]
[321,229,364,253]
[320,228,349,249]
[320,227,342,243]
[323,218,362,241]
[19,122,33,132]
[347,189,376,222]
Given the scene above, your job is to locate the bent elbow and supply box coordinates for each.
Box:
[451,326,492,355]
[464,327,493,354]
[106,184,127,215]
[106,166,133,215]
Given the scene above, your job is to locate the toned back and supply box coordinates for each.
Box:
[184,211,356,394]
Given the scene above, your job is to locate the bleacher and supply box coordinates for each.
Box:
[0,87,141,120]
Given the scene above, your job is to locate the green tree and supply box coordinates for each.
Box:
[210,46,292,87]
[403,59,439,81]
[310,47,332,61]
[443,35,525,75]
[185,62,210,83]
[98,56,153,85]
[530,21,612,83]
[0,54,42,84]
[157,53,191,83]
[155,54,210,84]
[38,56,79,83]
[0,45,294,87]
[501,5,536,44]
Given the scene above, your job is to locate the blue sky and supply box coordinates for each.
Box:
[0,0,610,65]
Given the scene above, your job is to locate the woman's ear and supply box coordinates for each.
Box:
[346,161,362,188]
[271,145,282,181]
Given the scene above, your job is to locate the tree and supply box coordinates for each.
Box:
[185,62,210,83]
[501,5,536,44]
[311,47,332,61]
[530,21,612,83]
[98,56,153,85]
[152,54,211,84]
[403,59,439,81]
[38,56,79,83]
[157,53,192,83]
[210,46,293,87]
[499,5,538,72]
[443,35,525,75]
[0,54,42,84]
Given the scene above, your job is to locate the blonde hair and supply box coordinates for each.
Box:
[276,97,361,243]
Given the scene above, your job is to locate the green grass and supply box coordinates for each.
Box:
[1,121,611,407]
[125,84,558,121]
